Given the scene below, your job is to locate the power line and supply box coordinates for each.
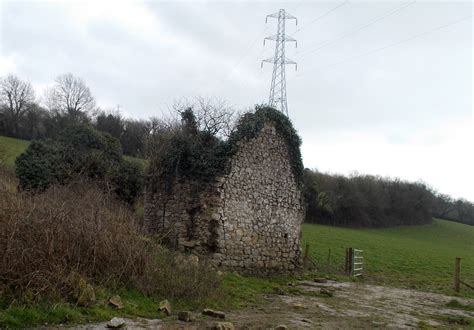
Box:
[298,0,416,57]
[289,1,304,12]
[296,15,471,76]
[299,0,416,56]
[289,0,349,37]
[229,24,271,74]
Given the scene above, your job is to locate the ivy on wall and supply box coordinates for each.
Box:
[225,105,304,187]
[147,105,304,194]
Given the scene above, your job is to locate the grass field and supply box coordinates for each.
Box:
[302,219,474,297]
[0,136,30,167]
[0,135,148,169]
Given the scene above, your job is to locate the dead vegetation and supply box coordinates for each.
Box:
[0,170,220,305]
[0,165,17,193]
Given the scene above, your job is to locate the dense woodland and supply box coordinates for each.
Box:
[303,170,474,227]
[1,73,473,227]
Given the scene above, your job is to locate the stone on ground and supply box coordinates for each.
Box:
[106,317,126,328]
[158,299,172,316]
[212,321,234,330]
[203,308,226,319]
[274,325,288,330]
[109,295,124,309]
[178,311,193,322]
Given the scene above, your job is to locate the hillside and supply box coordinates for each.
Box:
[0,135,147,169]
[302,219,474,296]
[0,136,30,167]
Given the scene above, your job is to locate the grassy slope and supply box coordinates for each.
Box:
[0,135,148,169]
[302,219,474,296]
[0,136,30,167]
[0,273,288,328]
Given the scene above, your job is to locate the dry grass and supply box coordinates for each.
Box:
[0,174,220,305]
[0,165,18,193]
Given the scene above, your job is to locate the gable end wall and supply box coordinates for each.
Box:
[144,121,304,273]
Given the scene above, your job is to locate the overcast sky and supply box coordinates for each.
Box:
[0,0,472,200]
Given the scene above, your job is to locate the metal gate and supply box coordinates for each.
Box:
[352,249,364,277]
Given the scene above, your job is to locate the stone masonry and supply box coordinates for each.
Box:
[144,121,305,273]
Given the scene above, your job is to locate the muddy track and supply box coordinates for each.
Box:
[50,280,474,329]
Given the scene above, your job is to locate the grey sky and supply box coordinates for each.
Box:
[0,0,472,200]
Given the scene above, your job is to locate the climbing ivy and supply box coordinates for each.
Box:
[147,105,304,193]
[225,105,304,187]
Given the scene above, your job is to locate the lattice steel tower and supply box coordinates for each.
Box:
[261,9,297,116]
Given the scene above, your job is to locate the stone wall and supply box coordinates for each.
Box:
[144,121,304,273]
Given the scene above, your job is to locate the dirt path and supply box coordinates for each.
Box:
[226,280,474,329]
[56,280,474,329]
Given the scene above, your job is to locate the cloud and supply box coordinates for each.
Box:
[0,0,472,199]
[0,54,16,75]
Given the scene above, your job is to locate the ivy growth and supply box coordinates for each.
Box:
[226,105,304,187]
[147,105,304,193]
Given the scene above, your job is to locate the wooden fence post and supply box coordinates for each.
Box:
[303,243,309,269]
[348,247,353,276]
[326,248,332,273]
[345,248,349,274]
[454,257,461,292]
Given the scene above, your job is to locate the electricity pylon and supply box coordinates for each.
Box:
[261,9,297,116]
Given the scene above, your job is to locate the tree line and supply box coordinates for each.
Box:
[0,74,241,158]
[1,73,473,227]
[304,169,474,227]
[0,73,152,157]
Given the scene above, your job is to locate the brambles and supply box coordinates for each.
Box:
[0,180,220,304]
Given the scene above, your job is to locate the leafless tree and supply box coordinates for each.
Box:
[172,96,240,138]
[0,74,36,135]
[46,73,96,120]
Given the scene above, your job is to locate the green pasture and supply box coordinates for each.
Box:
[302,219,474,297]
[0,136,30,167]
[0,135,148,169]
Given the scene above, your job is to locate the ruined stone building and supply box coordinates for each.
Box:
[144,108,305,273]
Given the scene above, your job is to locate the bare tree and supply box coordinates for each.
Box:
[46,73,96,121]
[0,74,36,136]
[172,96,240,138]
